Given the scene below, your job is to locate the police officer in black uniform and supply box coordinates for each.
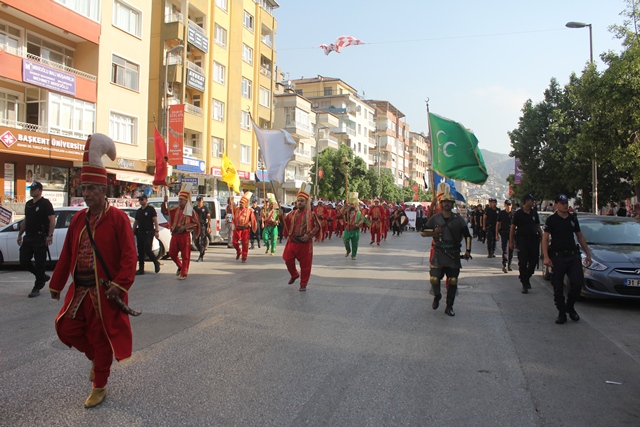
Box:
[133,194,161,274]
[496,199,514,273]
[249,199,262,249]
[193,195,211,261]
[483,198,499,258]
[17,182,55,298]
[542,194,591,324]
[509,194,542,294]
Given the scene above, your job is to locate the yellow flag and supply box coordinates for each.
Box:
[221,154,241,193]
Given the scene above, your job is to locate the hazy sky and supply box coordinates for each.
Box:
[273,0,627,155]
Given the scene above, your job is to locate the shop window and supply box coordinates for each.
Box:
[26,164,69,201]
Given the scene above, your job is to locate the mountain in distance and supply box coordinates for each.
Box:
[465,149,514,203]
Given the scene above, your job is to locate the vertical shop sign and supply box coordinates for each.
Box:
[4,163,15,200]
[168,104,185,165]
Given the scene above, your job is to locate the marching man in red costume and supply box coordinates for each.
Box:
[232,191,257,263]
[368,198,386,245]
[49,133,137,408]
[314,199,328,242]
[283,183,321,291]
[162,183,200,280]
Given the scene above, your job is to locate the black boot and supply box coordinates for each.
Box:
[136,269,144,275]
[444,285,457,316]
[555,311,567,324]
[432,295,442,310]
[566,305,580,321]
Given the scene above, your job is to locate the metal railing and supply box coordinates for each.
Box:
[167,54,182,66]
[294,149,311,158]
[188,19,207,36]
[186,60,204,74]
[184,103,203,116]
[0,117,46,133]
[165,13,183,23]
[260,66,272,78]
[0,44,97,81]
[184,144,203,158]
[261,35,273,47]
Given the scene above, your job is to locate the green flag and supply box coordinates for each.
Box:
[428,113,488,185]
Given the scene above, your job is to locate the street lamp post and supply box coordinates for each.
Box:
[314,125,329,199]
[163,45,184,143]
[566,21,597,214]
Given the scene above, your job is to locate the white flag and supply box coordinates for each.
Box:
[252,121,296,184]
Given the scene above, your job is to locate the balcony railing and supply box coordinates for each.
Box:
[261,35,273,47]
[285,174,309,181]
[167,54,182,66]
[165,13,183,24]
[294,149,310,158]
[188,19,206,36]
[260,66,272,78]
[186,60,204,75]
[0,44,97,81]
[184,103,203,116]
[183,144,203,158]
[0,117,46,133]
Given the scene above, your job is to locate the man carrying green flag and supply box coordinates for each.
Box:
[428,113,488,185]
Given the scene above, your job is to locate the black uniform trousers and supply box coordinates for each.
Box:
[19,234,47,288]
[550,253,583,311]
[194,225,208,257]
[136,231,158,269]
[516,235,539,285]
[486,225,496,254]
[500,230,513,266]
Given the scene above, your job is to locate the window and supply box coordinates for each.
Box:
[242,44,253,65]
[111,54,139,91]
[215,0,227,11]
[27,34,74,68]
[55,0,100,21]
[0,91,20,123]
[212,99,224,121]
[48,93,95,139]
[213,61,225,85]
[357,124,361,135]
[259,86,270,108]
[324,87,332,96]
[113,0,141,37]
[243,11,254,31]
[0,22,21,52]
[211,136,224,157]
[240,111,250,130]
[240,144,250,163]
[109,112,136,145]
[241,77,252,99]
[214,24,227,48]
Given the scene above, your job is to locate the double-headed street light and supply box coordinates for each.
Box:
[163,45,184,142]
[566,21,597,214]
[314,125,330,199]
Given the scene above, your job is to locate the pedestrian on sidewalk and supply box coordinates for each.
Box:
[509,194,542,294]
[133,194,161,274]
[17,181,55,297]
[420,182,472,317]
[542,194,592,324]
[48,133,137,408]
[282,183,320,291]
[497,199,514,273]
[193,196,211,262]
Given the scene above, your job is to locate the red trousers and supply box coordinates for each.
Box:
[56,288,113,388]
[169,233,191,277]
[370,222,383,243]
[233,228,250,261]
[283,240,313,287]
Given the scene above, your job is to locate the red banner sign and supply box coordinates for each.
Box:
[168,104,184,165]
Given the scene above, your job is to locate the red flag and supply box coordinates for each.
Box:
[153,126,168,186]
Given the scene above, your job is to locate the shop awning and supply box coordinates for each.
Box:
[106,169,155,185]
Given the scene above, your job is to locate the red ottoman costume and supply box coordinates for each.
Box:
[162,184,200,279]
[232,191,257,262]
[368,199,386,245]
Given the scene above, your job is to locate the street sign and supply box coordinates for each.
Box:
[318,169,324,179]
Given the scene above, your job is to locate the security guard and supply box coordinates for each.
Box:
[496,200,514,272]
[421,183,472,316]
[509,194,542,294]
[483,198,499,258]
[542,194,591,324]
[133,194,161,273]
[17,181,55,298]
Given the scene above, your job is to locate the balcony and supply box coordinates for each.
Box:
[318,135,339,151]
[261,35,273,48]
[163,14,184,41]
[186,60,205,75]
[0,117,46,133]
[260,66,272,78]
[282,175,310,189]
[284,119,313,139]
[184,103,203,117]
[183,144,203,159]
[291,149,313,165]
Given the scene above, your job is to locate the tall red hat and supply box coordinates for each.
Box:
[81,133,116,186]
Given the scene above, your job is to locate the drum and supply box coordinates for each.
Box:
[401,215,408,226]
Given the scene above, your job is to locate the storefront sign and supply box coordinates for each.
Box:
[23,59,76,96]
[42,190,66,208]
[102,157,147,172]
[186,69,206,92]
[210,167,222,177]
[168,105,184,165]
[4,163,15,200]
[187,23,209,53]
[0,205,13,225]
[176,157,205,173]
[238,170,251,180]
[180,177,199,194]
[0,127,85,161]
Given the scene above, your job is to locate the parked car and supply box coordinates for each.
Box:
[148,196,223,245]
[573,215,640,299]
[118,207,172,260]
[0,207,162,266]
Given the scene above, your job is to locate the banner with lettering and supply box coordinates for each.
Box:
[168,104,184,165]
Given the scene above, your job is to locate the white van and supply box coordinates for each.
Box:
[148,196,225,244]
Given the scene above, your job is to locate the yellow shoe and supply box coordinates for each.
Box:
[178,275,187,280]
[265,249,269,254]
[84,387,106,408]
[345,252,350,257]
[89,362,95,382]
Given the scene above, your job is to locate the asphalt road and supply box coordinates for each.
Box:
[1,229,639,426]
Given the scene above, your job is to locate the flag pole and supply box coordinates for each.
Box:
[425,98,438,218]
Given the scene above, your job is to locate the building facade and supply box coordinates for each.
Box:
[369,100,409,188]
[409,131,428,190]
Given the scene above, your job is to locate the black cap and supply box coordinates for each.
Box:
[196,195,203,201]
[504,200,512,206]
[523,194,535,202]
[30,181,43,190]
[555,194,569,203]
[138,194,148,200]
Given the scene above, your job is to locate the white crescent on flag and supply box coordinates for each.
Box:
[319,36,363,55]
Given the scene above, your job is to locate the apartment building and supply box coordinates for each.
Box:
[289,76,376,168]
[0,0,153,207]
[368,100,409,188]
[409,131,428,190]
[272,80,338,203]
[149,0,278,199]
